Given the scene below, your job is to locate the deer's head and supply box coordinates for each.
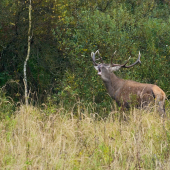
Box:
[91,50,141,81]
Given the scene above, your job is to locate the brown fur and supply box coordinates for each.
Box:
[99,67,166,115]
[92,50,166,115]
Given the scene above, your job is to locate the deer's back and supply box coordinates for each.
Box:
[115,80,165,107]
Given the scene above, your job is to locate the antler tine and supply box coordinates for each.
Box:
[111,56,130,67]
[91,51,98,66]
[111,51,141,68]
[111,51,117,65]
[94,50,103,63]
[98,51,104,63]
[122,51,141,68]
[95,49,99,54]
[119,56,131,67]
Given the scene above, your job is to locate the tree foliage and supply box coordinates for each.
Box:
[0,0,170,106]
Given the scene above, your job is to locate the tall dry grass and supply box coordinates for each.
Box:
[0,104,170,169]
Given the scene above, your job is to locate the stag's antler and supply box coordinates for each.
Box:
[110,51,117,66]
[91,50,103,65]
[97,52,104,63]
[121,51,141,68]
[91,50,141,68]
[111,51,141,68]
[91,50,98,66]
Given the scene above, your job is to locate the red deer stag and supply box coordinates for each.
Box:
[91,50,166,116]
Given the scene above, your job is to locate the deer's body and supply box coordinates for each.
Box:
[91,50,166,115]
[103,72,165,112]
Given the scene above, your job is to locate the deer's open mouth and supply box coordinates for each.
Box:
[98,67,102,76]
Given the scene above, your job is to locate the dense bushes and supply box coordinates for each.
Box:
[0,0,170,106]
[0,88,15,119]
[56,1,170,105]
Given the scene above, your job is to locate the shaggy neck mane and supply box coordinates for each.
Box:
[102,72,125,99]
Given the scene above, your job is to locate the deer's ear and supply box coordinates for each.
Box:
[110,66,121,72]
[94,66,98,70]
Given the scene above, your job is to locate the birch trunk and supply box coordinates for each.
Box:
[23,0,32,105]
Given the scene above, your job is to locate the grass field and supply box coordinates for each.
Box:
[0,103,170,169]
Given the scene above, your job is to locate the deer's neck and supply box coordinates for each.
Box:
[102,72,124,99]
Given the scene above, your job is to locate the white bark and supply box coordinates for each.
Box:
[24,0,32,105]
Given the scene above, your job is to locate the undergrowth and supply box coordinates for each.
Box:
[0,101,170,169]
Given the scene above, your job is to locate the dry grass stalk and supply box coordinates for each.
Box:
[0,104,170,169]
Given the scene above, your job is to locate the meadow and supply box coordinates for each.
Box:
[0,102,170,170]
[1,1,170,169]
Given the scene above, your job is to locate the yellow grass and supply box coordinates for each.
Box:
[0,104,170,169]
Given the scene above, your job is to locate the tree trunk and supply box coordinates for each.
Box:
[23,0,32,106]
